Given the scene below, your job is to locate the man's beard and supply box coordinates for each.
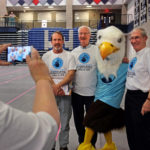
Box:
[54,47,61,51]
[54,44,61,51]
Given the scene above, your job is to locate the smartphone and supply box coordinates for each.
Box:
[7,46,32,62]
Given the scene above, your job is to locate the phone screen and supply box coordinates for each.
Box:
[7,46,32,62]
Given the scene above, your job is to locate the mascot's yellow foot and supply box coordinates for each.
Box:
[98,142,117,150]
[77,143,95,150]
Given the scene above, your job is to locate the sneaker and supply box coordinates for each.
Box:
[60,147,68,150]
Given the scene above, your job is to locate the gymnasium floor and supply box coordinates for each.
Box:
[0,65,129,150]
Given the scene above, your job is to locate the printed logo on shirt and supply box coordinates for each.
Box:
[50,69,66,78]
[101,74,115,83]
[127,57,136,77]
[129,57,137,70]
[79,53,90,64]
[52,57,63,69]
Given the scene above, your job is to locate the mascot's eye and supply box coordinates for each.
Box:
[118,38,122,43]
[98,35,101,40]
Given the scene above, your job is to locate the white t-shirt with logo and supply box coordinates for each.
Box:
[71,44,98,96]
[126,47,150,92]
[42,50,76,79]
[42,50,76,94]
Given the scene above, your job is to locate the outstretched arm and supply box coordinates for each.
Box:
[26,48,60,126]
[0,43,12,65]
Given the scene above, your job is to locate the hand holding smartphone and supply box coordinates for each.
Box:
[7,46,32,62]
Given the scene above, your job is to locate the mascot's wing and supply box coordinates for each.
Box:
[95,26,125,79]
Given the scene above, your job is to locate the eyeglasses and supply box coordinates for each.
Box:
[129,36,141,41]
[79,32,90,35]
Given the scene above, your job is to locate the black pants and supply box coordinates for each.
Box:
[125,90,150,150]
[71,92,97,146]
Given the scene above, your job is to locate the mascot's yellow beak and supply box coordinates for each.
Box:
[99,42,119,60]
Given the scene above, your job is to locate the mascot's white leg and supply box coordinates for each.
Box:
[98,131,117,150]
[77,127,95,150]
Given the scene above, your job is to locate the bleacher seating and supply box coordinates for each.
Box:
[0,30,29,61]
[0,27,18,33]
[29,28,77,51]
[28,27,97,52]
[0,27,98,62]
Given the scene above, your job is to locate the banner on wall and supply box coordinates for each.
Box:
[109,0,117,4]
[101,0,109,4]
[18,0,25,5]
[24,0,32,5]
[33,0,39,5]
[86,0,93,4]
[39,0,47,5]
[148,0,150,19]
[78,0,86,4]
[9,0,18,5]
[134,0,140,27]
[8,0,63,6]
[8,0,123,6]
[74,0,125,5]
[93,0,101,4]
[54,0,62,5]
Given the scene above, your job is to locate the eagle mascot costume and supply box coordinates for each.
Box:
[78,26,128,150]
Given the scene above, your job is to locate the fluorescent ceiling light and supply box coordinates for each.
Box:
[86,5,92,8]
[24,6,29,9]
[48,6,54,8]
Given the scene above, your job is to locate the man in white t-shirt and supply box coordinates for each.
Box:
[71,26,97,147]
[42,31,76,150]
[0,44,60,150]
[125,28,150,150]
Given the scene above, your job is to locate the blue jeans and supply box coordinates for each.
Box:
[53,96,72,148]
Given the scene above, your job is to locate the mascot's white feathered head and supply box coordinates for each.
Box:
[95,26,125,79]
